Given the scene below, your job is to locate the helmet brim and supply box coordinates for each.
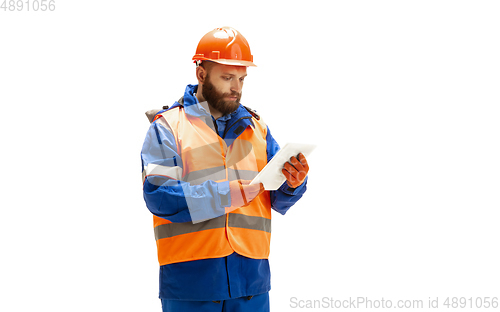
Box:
[193,58,257,67]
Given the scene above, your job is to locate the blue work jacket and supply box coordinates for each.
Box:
[141,84,307,301]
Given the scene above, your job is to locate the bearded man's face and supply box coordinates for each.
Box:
[201,63,247,116]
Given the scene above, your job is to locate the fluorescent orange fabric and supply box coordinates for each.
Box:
[153,107,271,265]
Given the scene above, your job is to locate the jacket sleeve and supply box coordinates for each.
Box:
[266,127,308,215]
[141,120,230,223]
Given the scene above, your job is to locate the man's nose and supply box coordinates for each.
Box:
[230,79,243,93]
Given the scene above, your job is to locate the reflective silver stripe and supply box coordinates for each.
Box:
[142,163,183,183]
[154,215,226,240]
[154,214,271,240]
[227,169,259,181]
[228,214,271,233]
[184,166,227,184]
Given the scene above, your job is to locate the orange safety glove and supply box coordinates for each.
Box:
[227,180,264,213]
[282,153,309,189]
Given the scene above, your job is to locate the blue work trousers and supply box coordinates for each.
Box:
[161,292,270,312]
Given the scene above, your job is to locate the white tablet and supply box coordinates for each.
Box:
[250,143,317,190]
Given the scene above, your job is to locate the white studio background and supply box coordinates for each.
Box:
[1,1,499,311]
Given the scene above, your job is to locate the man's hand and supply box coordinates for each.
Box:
[228,180,264,212]
[282,153,309,188]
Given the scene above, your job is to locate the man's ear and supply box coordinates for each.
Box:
[196,66,207,84]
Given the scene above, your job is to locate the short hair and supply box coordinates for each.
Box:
[198,60,215,73]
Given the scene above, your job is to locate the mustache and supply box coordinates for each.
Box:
[223,91,241,98]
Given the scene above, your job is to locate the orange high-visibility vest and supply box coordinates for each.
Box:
[153,106,271,266]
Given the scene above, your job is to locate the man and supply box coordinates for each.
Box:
[141,26,310,312]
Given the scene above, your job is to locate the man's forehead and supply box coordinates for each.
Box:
[212,63,247,75]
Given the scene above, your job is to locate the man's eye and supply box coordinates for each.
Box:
[224,77,232,81]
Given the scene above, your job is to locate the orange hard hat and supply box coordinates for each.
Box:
[192,26,256,67]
